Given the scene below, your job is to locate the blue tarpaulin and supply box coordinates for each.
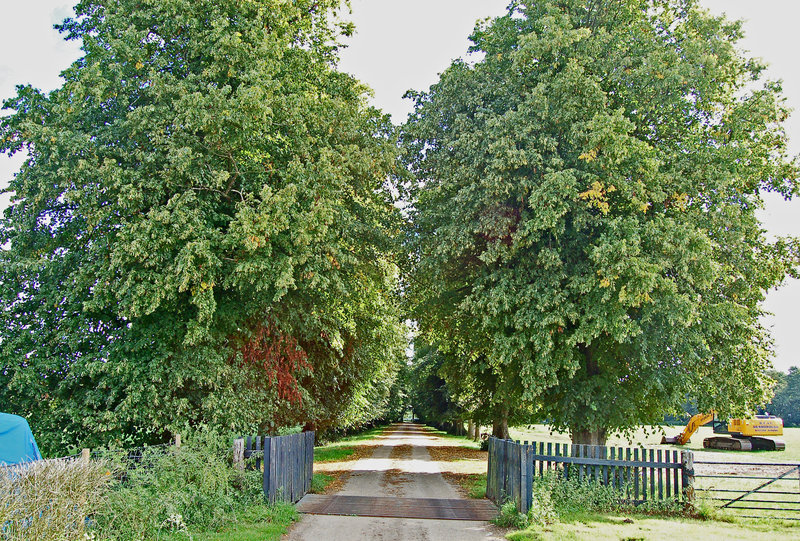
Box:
[0,412,42,465]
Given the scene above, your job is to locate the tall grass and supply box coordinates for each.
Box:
[0,458,112,541]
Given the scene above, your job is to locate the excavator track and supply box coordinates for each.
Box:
[703,436,753,451]
[703,436,785,451]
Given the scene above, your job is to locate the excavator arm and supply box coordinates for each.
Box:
[662,413,714,445]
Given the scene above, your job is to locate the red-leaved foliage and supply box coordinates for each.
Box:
[234,322,312,406]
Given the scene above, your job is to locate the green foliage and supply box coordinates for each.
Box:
[527,477,558,527]
[493,500,530,529]
[93,431,263,539]
[402,0,799,441]
[530,474,683,520]
[1,429,298,541]
[0,0,405,453]
[408,343,465,426]
[315,423,389,447]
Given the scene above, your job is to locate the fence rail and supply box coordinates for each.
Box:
[487,437,693,513]
[236,431,314,504]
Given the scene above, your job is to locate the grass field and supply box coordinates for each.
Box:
[508,424,800,462]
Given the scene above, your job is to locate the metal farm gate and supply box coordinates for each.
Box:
[694,459,800,520]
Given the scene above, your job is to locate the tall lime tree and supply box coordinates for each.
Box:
[403,0,798,444]
[0,0,405,453]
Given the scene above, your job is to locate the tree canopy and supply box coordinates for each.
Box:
[402,0,799,444]
[0,0,405,454]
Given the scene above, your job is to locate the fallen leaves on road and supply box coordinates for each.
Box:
[427,445,487,462]
[312,470,349,495]
[390,445,413,460]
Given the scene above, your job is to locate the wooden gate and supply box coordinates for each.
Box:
[237,431,315,503]
[487,437,692,512]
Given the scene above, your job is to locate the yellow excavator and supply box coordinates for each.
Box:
[661,412,785,451]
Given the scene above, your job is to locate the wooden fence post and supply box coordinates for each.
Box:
[263,436,272,502]
[233,438,245,470]
[519,443,530,513]
[81,448,90,464]
[681,450,694,503]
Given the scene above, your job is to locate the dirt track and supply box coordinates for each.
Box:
[284,423,503,540]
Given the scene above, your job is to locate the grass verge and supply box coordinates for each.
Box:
[314,446,358,462]
[317,425,389,448]
[441,472,487,499]
[506,511,800,540]
[423,427,481,449]
[310,471,350,495]
[186,502,298,541]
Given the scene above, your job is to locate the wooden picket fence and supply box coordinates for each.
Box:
[235,431,315,503]
[486,437,694,513]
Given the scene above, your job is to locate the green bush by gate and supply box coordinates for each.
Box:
[486,437,694,513]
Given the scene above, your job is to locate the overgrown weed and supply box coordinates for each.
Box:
[493,500,530,529]
[91,429,276,540]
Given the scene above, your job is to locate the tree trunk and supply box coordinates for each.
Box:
[570,344,607,446]
[570,427,608,446]
[492,408,509,439]
[467,419,475,440]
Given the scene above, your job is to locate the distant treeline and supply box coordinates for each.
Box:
[665,368,800,427]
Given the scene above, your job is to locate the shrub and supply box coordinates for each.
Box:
[493,500,530,529]
[527,478,557,527]
[92,430,264,540]
[545,475,622,516]
[0,458,112,541]
[529,473,683,518]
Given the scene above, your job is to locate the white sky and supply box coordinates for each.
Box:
[1,1,798,371]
